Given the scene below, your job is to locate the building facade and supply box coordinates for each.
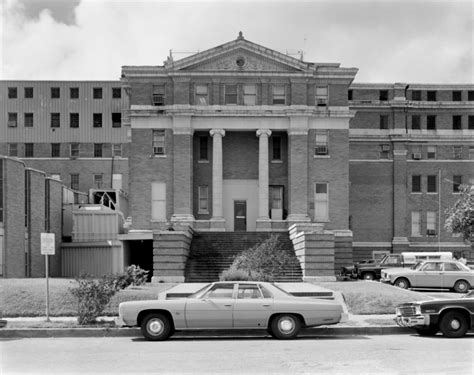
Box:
[1,34,473,279]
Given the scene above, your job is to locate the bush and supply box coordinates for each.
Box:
[70,265,149,325]
[220,234,293,282]
[220,266,262,281]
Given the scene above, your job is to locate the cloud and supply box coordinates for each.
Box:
[0,0,472,83]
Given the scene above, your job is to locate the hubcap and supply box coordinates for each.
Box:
[450,319,461,330]
[279,318,294,333]
[458,283,466,291]
[148,319,164,335]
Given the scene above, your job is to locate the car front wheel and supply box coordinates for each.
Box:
[439,311,468,338]
[394,277,410,289]
[453,280,470,293]
[270,314,301,340]
[141,313,172,341]
[362,272,375,281]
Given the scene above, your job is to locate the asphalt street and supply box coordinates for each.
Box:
[1,334,473,374]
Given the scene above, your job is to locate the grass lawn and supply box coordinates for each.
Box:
[0,278,433,318]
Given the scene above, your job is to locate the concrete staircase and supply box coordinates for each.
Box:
[185,232,302,282]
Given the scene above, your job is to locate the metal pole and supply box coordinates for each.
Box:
[45,254,50,322]
[438,169,441,252]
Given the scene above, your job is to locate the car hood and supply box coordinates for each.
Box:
[382,267,415,275]
[399,297,474,307]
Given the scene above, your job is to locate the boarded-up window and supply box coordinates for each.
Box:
[314,183,328,221]
[411,211,421,236]
[198,186,209,213]
[152,182,166,220]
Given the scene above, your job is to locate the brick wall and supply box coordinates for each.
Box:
[222,132,259,179]
[328,84,349,106]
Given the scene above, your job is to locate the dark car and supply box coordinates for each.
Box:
[395,290,474,337]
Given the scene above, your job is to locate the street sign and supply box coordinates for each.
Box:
[41,233,55,255]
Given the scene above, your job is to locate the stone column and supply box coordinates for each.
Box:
[256,129,271,230]
[210,129,226,230]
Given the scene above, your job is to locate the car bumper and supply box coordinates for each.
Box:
[395,315,429,327]
[114,316,126,327]
[380,278,392,284]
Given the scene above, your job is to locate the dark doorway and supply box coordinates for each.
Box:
[234,200,247,231]
[128,240,153,281]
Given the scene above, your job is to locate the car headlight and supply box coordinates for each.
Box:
[414,305,421,315]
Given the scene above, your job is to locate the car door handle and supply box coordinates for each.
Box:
[224,304,232,307]
[262,304,271,307]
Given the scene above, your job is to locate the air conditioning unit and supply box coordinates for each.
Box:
[412,153,422,160]
[315,146,328,155]
[153,147,164,155]
[381,145,390,151]
[152,94,164,106]
[316,99,327,107]
[427,229,437,236]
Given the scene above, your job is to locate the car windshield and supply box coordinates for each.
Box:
[411,262,423,270]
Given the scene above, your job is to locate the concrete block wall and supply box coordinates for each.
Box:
[152,229,193,282]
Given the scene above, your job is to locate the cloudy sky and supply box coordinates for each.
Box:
[0,0,472,83]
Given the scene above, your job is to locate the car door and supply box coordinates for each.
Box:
[441,262,464,289]
[412,262,443,288]
[184,283,235,328]
[233,283,273,328]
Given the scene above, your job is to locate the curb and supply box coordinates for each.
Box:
[0,326,413,338]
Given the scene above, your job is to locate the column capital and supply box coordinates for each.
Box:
[210,128,226,137]
[256,129,272,138]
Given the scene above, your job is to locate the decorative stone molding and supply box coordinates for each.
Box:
[210,128,226,138]
[256,129,272,138]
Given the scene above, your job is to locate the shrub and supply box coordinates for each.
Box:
[70,265,149,325]
[221,234,293,282]
[220,266,262,281]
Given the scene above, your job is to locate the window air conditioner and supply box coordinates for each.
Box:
[315,146,328,155]
[412,153,422,160]
[427,229,437,236]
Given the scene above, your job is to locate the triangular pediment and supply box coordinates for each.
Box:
[167,36,313,73]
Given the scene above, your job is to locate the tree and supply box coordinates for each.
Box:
[444,184,474,242]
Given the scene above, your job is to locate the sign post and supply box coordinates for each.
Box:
[41,233,55,322]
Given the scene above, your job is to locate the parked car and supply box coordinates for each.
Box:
[381,260,474,293]
[395,290,474,337]
[340,252,452,281]
[116,281,347,341]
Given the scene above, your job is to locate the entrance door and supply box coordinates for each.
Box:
[234,200,247,231]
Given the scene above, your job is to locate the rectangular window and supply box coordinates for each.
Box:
[427,115,436,130]
[315,86,328,106]
[112,173,122,190]
[225,84,238,105]
[427,211,437,235]
[427,91,436,101]
[112,144,122,157]
[427,175,437,193]
[243,84,257,105]
[51,143,60,158]
[469,146,474,160]
[51,87,60,98]
[7,112,18,127]
[8,87,17,99]
[427,146,436,159]
[24,113,33,127]
[452,115,462,130]
[94,143,103,157]
[70,113,79,128]
[112,112,122,128]
[468,116,474,130]
[8,143,18,157]
[411,90,421,101]
[93,174,103,188]
[112,87,121,98]
[379,115,389,130]
[452,91,462,101]
[411,115,421,130]
[25,143,34,157]
[315,131,329,155]
[453,146,463,159]
[272,136,281,160]
[198,186,209,214]
[380,144,390,159]
[412,175,421,193]
[70,174,79,191]
[453,175,462,193]
[348,89,353,100]
[70,87,79,99]
[199,136,208,161]
[411,211,421,236]
[379,90,388,101]
[152,85,165,106]
[314,183,329,221]
[24,87,33,98]
[151,182,166,220]
[93,87,102,99]
[272,85,286,105]
[70,143,80,158]
[51,113,60,128]
[195,84,209,105]
[93,113,102,128]
[468,91,474,101]
[152,130,165,155]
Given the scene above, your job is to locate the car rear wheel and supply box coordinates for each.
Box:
[439,311,468,338]
[270,314,301,340]
[415,325,439,336]
[453,280,470,294]
[394,277,410,289]
[141,313,172,341]
[362,272,375,281]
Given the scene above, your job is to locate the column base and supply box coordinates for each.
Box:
[209,217,226,231]
[170,214,195,231]
[256,218,272,231]
[286,214,311,226]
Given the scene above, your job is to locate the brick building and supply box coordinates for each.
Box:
[1,34,473,279]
